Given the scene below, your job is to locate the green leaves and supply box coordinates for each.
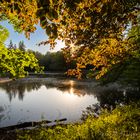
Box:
[0,25,42,78]
[0,25,9,43]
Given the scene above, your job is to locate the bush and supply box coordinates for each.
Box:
[18,102,140,140]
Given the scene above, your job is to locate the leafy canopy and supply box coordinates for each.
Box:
[0,25,42,78]
[0,0,140,79]
[0,24,9,43]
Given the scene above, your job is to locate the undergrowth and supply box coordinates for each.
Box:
[17,102,140,140]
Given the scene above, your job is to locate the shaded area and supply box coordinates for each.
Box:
[81,87,140,120]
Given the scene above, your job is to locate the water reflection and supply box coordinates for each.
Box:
[0,78,140,106]
[0,106,5,122]
[0,78,140,127]
[0,82,42,101]
[94,87,140,108]
[0,105,11,123]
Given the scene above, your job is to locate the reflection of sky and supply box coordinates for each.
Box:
[0,78,140,127]
[0,21,65,54]
[0,85,98,127]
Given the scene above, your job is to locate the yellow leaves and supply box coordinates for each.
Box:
[78,2,84,9]
[66,37,131,80]
[77,63,86,69]
[0,0,39,37]
[67,68,82,79]
[0,44,42,78]
[103,114,118,124]
[98,38,127,58]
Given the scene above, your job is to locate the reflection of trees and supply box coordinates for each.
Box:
[0,105,11,124]
[57,85,90,97]
[44,84,88,97]
[44,80,140,106]
[0,78,140,107]
[0,106,5,122]
[81,88,140,120]
[0,81,42,101]
[93,87,140,108]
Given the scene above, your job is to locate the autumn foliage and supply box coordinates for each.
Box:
[0,0,140,81]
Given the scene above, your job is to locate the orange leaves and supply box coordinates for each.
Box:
[1,0,139,80]
[89,38,129,79]
[67,68,82,79]
[66,38,130,79]
[0,0,39,37]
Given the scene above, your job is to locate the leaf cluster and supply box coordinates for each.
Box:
[0,25,42,78]
[1,0,140,82]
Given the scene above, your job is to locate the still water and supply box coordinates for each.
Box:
[0,78,140,128]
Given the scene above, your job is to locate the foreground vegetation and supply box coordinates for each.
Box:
[16,102,140,140]
[0,25,42,78]
[0,1,140,139]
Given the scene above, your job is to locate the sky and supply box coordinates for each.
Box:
[0,21,65,54]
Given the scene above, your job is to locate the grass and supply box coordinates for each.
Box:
[17,101,140,140]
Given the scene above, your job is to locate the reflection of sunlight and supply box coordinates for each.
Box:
[63,81,78,102]
[70,80,74,87]
[59,80,80,103]
[70,87,74,94]
[65,88,77,101]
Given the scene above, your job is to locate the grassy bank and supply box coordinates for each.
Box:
[16,102,140,140]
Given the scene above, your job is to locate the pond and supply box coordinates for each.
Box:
[0,78,140,128]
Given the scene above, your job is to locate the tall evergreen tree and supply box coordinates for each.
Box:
[8,40,14,49]
[18,41,26,51]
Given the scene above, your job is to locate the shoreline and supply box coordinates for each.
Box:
[0,78,12,83]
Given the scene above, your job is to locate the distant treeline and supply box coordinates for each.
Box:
[28,50,76,72]
[7,40,76,72]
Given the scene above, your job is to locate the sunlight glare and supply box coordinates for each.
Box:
[62,80,78,102]
[66,87,77,101]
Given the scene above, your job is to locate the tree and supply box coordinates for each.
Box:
[8,40,17,49]
[0,25,42,78]
[120,16,140,86]
[46,51,67,71]
[18,41,26,51]
[0,0,140,81]
[31,51,68,71]
[0,0,38,38]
